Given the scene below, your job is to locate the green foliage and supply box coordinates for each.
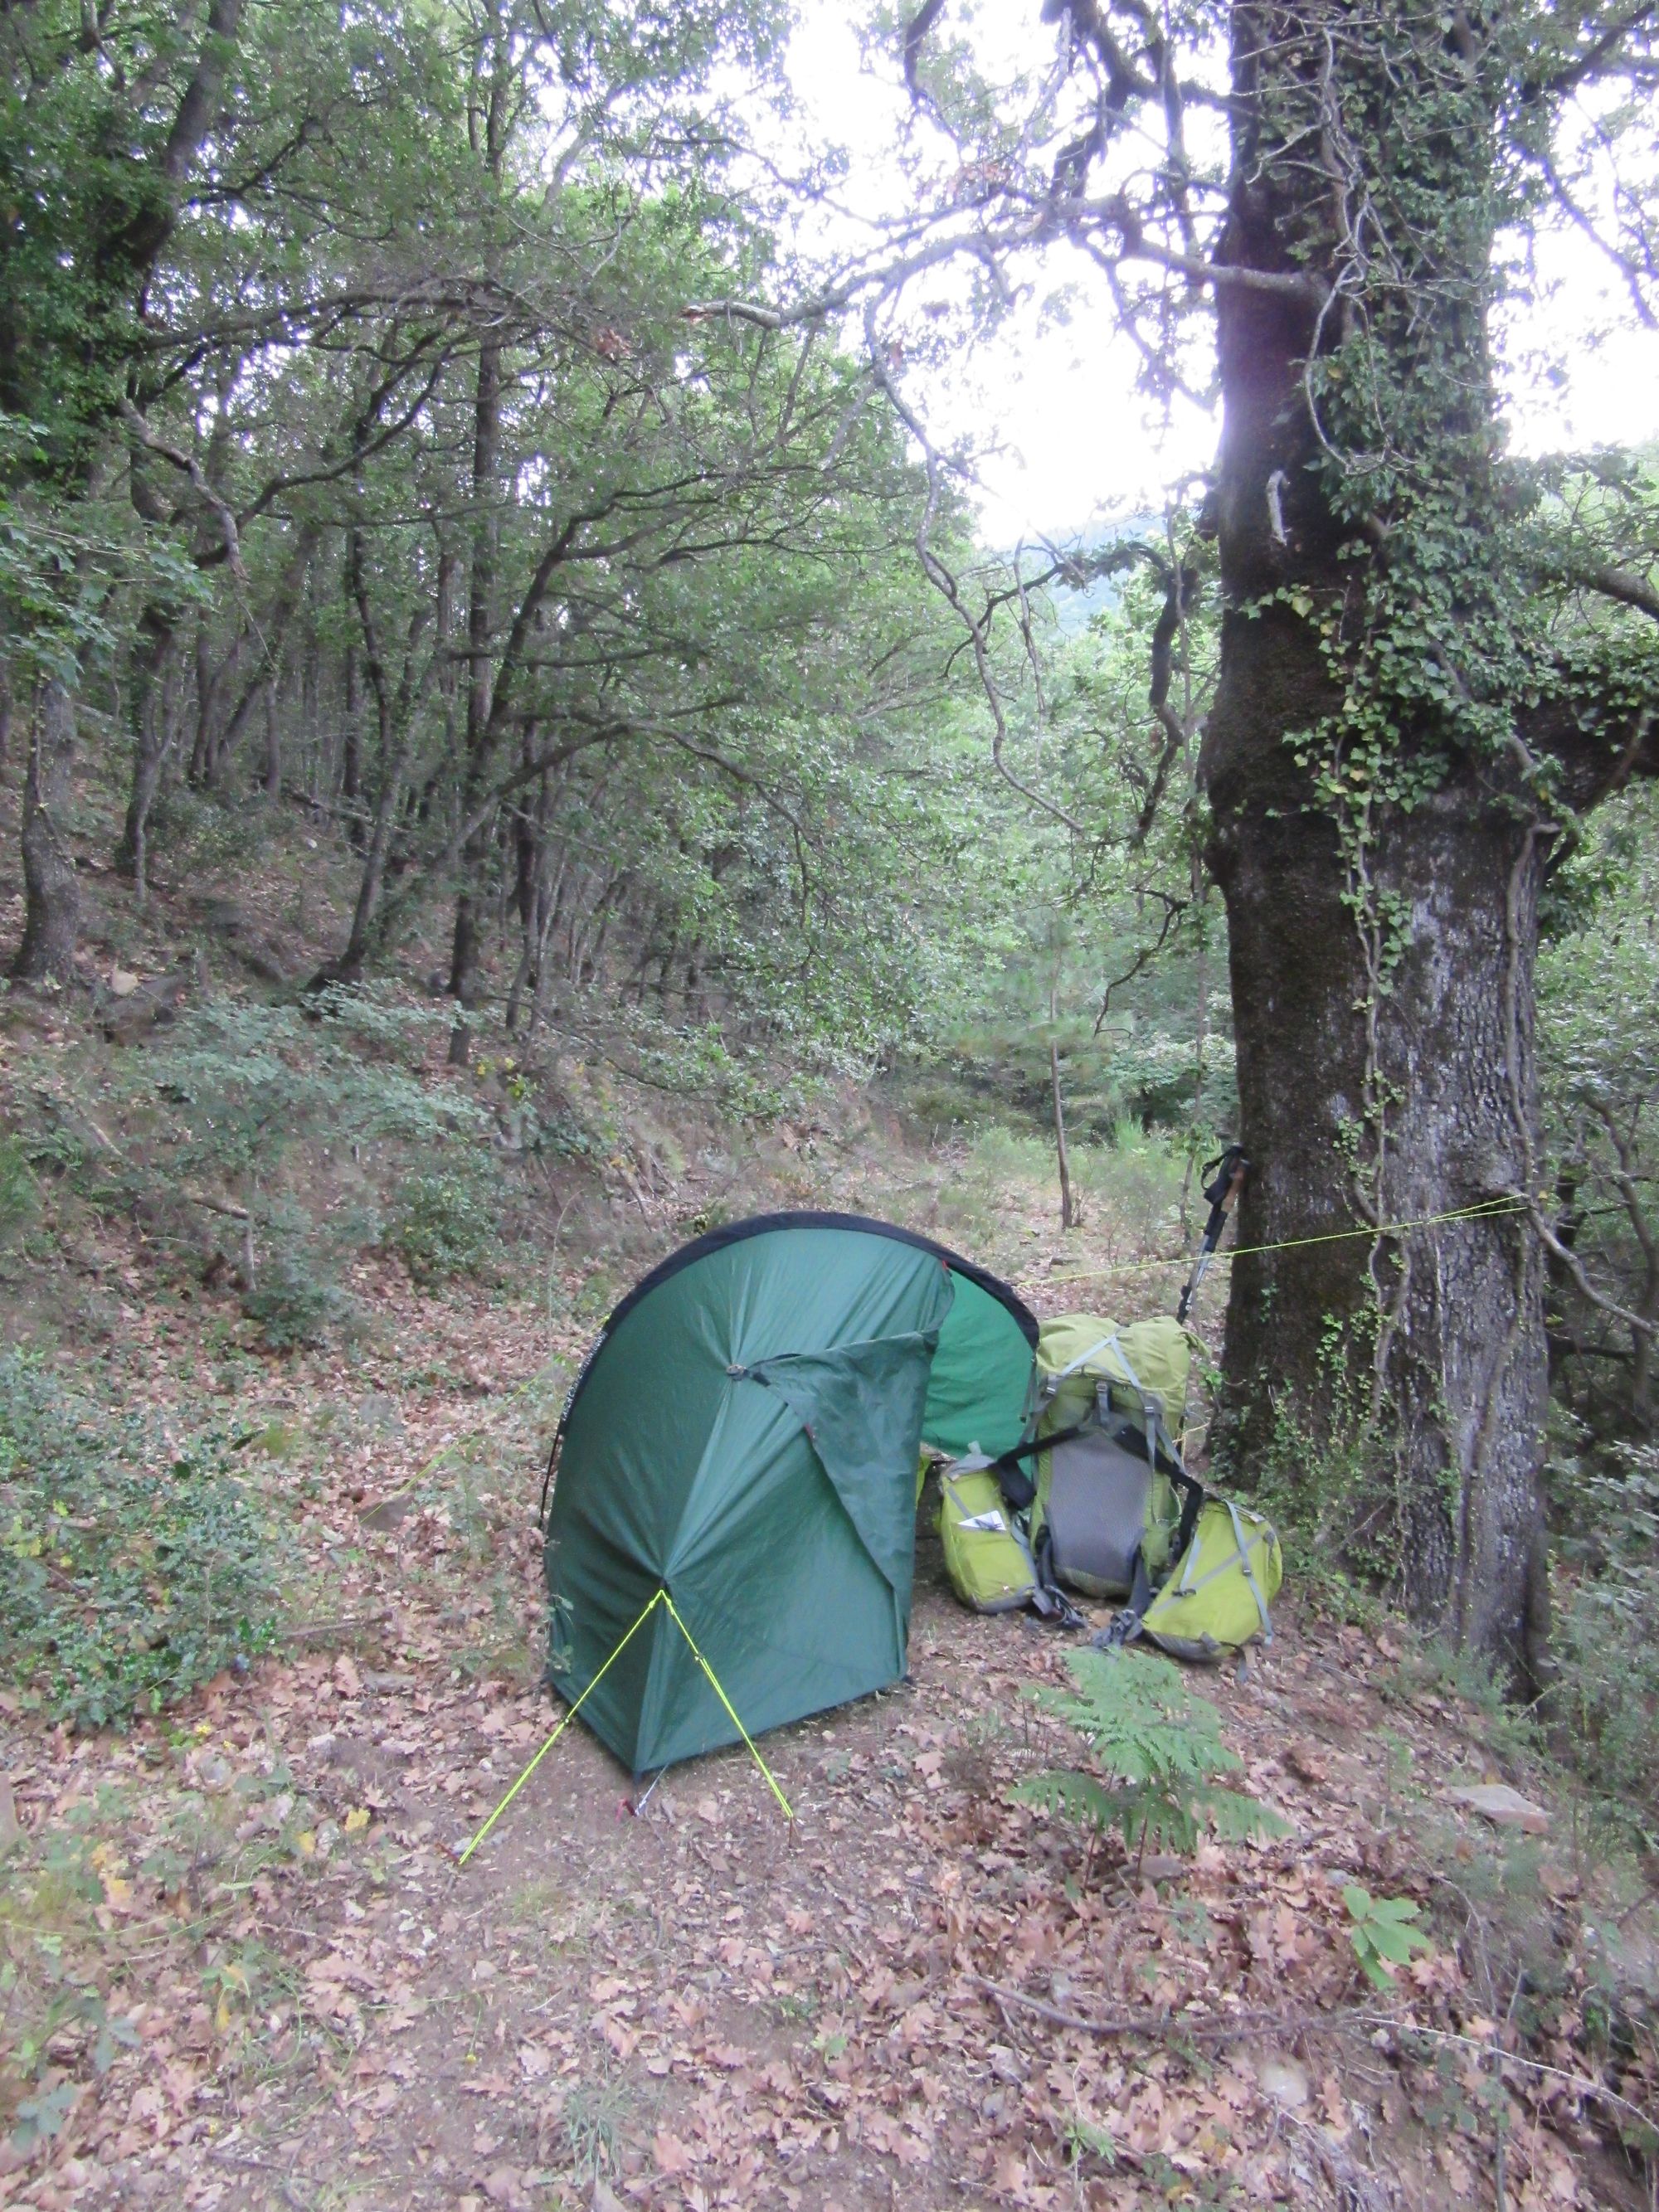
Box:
[0,1354,286,1727]
[1550,1440,1659,1850]
[387,1167,503,1285]
[1013,1649,1287,1864]
[1342,1884,1432,1992]
[1062,2113,1118,2169]
[143,993,476,1185]
[902,554,1233,1164]
[241,1247,359,1352]
[0,1136,41,1254]
[1538,786,1659,1436]
[117,991,487,1342]
[1242,1321,1406,1614]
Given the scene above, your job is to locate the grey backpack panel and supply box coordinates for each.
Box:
[1044,1428,1152,1598]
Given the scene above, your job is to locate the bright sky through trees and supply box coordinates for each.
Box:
[781,2,1659,542]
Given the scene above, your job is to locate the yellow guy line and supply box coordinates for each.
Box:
[660,1590,795,1823]
[456,1585,793,1866]
[1044,1198,1533,1288]
[455,1587,664,1865]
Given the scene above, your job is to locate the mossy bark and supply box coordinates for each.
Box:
[1199,3,1551,1687]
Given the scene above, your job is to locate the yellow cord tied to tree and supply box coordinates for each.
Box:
[456,1587,792,1867]
[1046,1196,1532,1290]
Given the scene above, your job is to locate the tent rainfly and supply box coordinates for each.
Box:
[542,1212,1039,1773]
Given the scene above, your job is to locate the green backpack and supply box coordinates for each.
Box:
[1031,1313,1194,1442]
[936,1456,1040,1614]
[1024,1315,1195,1600]
[934,1310,1282,1658]
[1138,1498,1282,1660]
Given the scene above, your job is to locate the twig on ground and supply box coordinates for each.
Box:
[1281,2112,1394,2212]
[968,1974,1346,2042]
[977,1976,1659,2151]
[1363,2015,1659,2141]
[279,1613,387,1643]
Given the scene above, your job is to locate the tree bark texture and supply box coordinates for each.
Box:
[1199,2,1551,1685]
[1206,631,1550,1675]
[12,678,81,985]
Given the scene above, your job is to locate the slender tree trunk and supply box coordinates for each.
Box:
[314,751,408,988]
[116,609,177,899]
[1634,1275,1657,1433]
[312,530,432,986]
[262,681,281,799]
[446,28,513,1064]
[1048,980,1076,1230]
[192,623,227,785]
[504,765,552,1033]
[12,678,80,986]
[447,336,502,1066]
[209,524,318,789]
[342,644,365,848]
[300,635,321,810]
[0,660,12,781]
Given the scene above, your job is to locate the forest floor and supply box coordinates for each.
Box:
[1,802,1657,2210]
[3,1202,1658,2212]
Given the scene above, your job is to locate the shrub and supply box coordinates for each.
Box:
[0,1135,41,1253]
[387,1166,501,1284]
[0,1354,285,1726]
[1551,1444,1659,1848]
[122,992,489,1343]
[241,1247,359,1351]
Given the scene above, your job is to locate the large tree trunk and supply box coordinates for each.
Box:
[1205,615,1550,1680]
[12,677,80,986]
[1198,2,1550,1688]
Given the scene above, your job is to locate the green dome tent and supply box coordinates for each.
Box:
[542,1213,1039,1774]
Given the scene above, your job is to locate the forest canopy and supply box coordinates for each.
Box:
[2,0,1659,1689]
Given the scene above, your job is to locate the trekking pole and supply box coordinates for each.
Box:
[1176,1145,1249,1324]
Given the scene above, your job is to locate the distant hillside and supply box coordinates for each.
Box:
[997,513,1162,634]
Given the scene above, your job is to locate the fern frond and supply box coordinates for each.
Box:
[1196,1785,1291,1844]
[1013,1650,1281,1867]
[1012,1768,1117,1832]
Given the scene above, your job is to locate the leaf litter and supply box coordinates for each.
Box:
[0,1260,1655,2212]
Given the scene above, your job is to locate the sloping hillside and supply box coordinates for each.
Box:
[2,910,1657,2210]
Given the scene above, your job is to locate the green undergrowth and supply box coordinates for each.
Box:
[1015,1648,1288,1875]
[865,1117,1199,1292]
[0,1353,292,1727]
[1550,1439,1659,1855]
